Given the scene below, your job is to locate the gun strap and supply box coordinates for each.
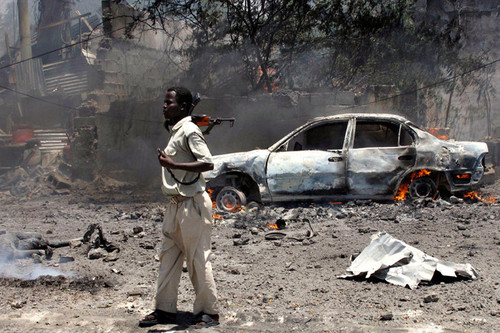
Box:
[166,133,201,186]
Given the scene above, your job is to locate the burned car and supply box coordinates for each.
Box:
[204,113,488,211]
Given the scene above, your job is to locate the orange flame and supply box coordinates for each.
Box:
[258,67,280,92]
[394,183,410,202]
[464,191,496,203]
[268,223,279,229]
[213,213,224,220]
[455,174,471,179]
[394,169,431,202]
[224,197,235,210]
[428,128,450,140]
[207,189,216,208]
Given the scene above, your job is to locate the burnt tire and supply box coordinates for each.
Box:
[215,186,247,212]
[408,176,437,199]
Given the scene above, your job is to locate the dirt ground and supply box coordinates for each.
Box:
[0,178,499,333]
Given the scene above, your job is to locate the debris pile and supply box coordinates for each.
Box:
[82,223,119,261]
[0,224,119,264]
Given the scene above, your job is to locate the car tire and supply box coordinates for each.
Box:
[215,186,247,212]
[408,176,437,199]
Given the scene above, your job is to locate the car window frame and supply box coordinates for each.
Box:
[273,119,350,152]
[350,118,416,149]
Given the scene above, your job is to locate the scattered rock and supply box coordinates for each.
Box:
[69,240,82,248]
[104,250,119,262]
[379,312,393,321]
[10,301,25,309]
[423,294,439,303]
[127,290,143,297]
[233,238,249,246]
[139,242,155,249]
[88,248,107,260]
[449,196,462,204]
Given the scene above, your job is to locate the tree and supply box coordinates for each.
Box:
[131,0,315,93]
[129,0,494,103]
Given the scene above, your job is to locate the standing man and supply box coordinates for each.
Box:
[139,87,219,328]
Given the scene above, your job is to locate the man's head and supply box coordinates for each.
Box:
[163,87,193,126]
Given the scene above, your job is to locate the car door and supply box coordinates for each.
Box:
[346,119,417,198]
[266,120,349,202]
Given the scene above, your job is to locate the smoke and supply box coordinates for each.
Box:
[0,255,74,280]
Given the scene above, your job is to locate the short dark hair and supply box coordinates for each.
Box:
[167,87,193,110]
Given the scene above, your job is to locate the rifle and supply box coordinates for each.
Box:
[189,93,235,135]
[191,115,235,135]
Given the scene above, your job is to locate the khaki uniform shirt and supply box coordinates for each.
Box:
[161,116,213,197]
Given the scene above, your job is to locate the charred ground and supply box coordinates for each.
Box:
[0,180,499,332]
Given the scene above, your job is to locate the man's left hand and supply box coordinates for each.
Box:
[158,151,177,169]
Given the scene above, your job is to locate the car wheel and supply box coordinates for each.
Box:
[408,176,437,199]
[215,186,247,212]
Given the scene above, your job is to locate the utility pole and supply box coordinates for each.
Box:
[62,0,72,58]
[17,0,32,61]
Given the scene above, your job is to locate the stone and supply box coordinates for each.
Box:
[133,226,144,234]
[88,248,107,260]
[379,313,393,321]
[69,240,82,248]
[423,294,439,303]
[139,242,155,249]
[233,238,249,246]
[104,250,119,262]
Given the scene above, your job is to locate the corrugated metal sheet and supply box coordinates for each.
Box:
[13,58,47,96]
[43,57,89,95]
[33,129,68,153]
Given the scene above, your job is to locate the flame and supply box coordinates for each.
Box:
[258,67,280,92]
[455,174,471,179]
[394,169,431,202]
[410,169,431,181]
[213,213,224,220]
[268,223,279,229]
[207,189,217,208]
[428,128,450,140]
[464,191,496,203]
[394,183,410,202]
[224,197,235,210]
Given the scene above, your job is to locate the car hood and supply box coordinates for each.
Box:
[204,149,271,182]
[415,130,488,170]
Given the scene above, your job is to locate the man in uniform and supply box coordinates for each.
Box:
[139,87,219,328]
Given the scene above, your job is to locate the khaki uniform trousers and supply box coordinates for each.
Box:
[155,191,218,315]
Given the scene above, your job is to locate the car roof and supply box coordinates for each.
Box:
[268,113,417,151]
[307,113,412,124]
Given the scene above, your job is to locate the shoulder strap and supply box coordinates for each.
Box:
[166,134,201,186]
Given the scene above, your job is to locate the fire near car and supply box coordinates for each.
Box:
[203,113,488,211]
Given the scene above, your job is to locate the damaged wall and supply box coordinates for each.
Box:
[71,1,188,182]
